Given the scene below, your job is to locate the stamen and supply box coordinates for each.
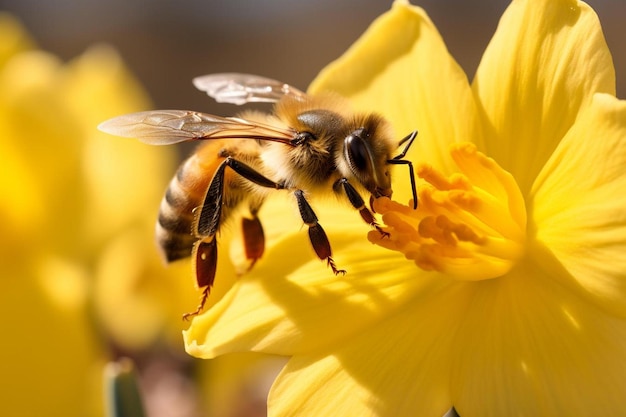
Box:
[369,142,526,281]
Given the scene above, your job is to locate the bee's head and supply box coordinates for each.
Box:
[289,106,396,198]
[341,115,394,199]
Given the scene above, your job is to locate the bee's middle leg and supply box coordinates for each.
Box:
[294,190,346,275]
[241,205,265,269]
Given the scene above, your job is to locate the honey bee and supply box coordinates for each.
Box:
[99,73,417,319]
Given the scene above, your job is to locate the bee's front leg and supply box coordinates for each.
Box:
[294,190,346,275]
[387,130,419,210]
[334,178,388,237]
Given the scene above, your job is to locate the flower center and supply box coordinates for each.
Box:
[370,142,526,281]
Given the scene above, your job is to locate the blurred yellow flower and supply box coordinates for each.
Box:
[184,0,626,415]
[0,13,197,416]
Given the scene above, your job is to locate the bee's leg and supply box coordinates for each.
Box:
[196,157,281,254]
[334,178,389,237]
[182,162,229,320]
[183,239,217,321]
[241,205,265,269]
[386,158,417,209]
[294,190,346,275]
[387,130,418,209]
[184,157,282,319]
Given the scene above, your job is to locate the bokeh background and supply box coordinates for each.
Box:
[0,1,624,417]
[3,0,624,110]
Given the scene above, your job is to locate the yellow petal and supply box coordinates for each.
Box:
[268,282,474,417]
[452,262,626,416]
[63,44,151,128]
[473,0,615,194]
[228,193,324,274]
[197,353,286,417]
[0,13,34,67]
[1,257,104,416]
[93,228,199,350]
[0,51,82,244]
[185,226,442,358]
[60,46,171,244]
[531,93,626,317]
[309,0,481,203]
[227,191,388,287]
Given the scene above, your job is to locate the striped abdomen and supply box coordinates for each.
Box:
[156,141,227,262]
[155,140,261,263]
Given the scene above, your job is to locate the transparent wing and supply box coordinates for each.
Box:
[98,110,297,145]
[192,73,308,105]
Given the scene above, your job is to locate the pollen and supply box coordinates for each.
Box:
[370,142,526,281]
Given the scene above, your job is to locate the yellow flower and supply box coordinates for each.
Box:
[184,0,626,415]
[0,13,196,415]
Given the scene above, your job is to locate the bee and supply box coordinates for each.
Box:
[99,73,417,320]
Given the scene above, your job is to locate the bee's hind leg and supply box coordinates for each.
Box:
[294,189,346,275]
[186,157,282,318]
[183,238,217,321]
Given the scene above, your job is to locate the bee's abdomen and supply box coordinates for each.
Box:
[156,140,261,263]
[156,154,213,263]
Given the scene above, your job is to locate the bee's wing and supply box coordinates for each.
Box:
[192,73,308,105]
[98,110,297,145]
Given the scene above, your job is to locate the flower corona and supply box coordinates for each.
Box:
[371,142,526,280]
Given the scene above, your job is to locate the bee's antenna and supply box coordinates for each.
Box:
[387,130,418,209]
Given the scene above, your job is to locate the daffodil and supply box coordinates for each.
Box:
[0,13,196,415]
[184,0,626,415]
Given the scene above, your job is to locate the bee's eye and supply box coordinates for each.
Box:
[345,130,371,172]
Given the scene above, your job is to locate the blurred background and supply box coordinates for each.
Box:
[0,1,624,417]
[2,0,624,110]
